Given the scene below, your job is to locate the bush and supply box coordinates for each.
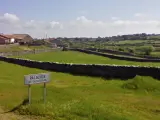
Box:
[126,48,135,53]
[127,48,134,53]
[122,76,160,92]
[135,46,154,55]
[118,48,124,52]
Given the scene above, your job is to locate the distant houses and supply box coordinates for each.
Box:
[0,34,33,45]
[47,38,67,48]
[0,34,11,44]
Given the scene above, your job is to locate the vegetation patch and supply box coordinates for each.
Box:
[0,45,50,53]
[122,76,160,92]
[16,100,136,120]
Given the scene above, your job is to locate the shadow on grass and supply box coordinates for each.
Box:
[4,98,29,113]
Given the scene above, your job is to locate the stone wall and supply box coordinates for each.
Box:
[0,56,160,80]
[69,48,160,62]
[85,48,160,59]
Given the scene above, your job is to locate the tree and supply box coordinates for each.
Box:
[127,48,134,53]
[136,46,154,55]
[118,48,124,52]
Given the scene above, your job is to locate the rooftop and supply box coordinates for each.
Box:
[4,34,29,39]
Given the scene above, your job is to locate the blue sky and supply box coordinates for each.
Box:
[1,0,160,38]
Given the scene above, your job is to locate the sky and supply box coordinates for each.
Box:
[1,0,160,38]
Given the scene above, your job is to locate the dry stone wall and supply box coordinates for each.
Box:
[0,56,160,80]
[69,48,160,62]
[86,48,160,59]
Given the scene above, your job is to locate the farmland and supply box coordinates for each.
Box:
[1,35,160,119]
[0,44,50,53]
[64,36,160,57]
[0,61,160,120]
[15,51,160,67]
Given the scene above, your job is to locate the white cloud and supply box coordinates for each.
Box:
[0,13,20,24]
[24,20,37,29]
[50,21,60,27]
[145,20,160,25]
[76,16,92,23]
[113,20,140,25]
[1,13,160,38]
[50,21,63,29]
[4,13,19,21]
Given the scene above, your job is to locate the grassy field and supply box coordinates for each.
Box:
[14,51,160,67]
[0,44,50,53]
[90,39,160,57]
[115,40,148,44]
[151,52,160,57]
[0,61,160,120]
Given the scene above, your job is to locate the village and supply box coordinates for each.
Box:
[0,33,62,56]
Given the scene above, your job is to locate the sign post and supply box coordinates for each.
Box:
[28,84,31,104]
[24,73,50,104]
[44,82,46,104]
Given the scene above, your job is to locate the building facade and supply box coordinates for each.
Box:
[0,34,10,44]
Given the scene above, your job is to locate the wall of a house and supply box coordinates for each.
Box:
[10,38,15,43]
[0,39,5,44]
[23,35,33,43]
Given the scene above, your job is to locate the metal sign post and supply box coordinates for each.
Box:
[44,83,46,104]
[24,73,50,104]
[28,84,31,104]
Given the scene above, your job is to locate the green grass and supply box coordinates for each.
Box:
[15,51,160,67]
[116,40,148,44]
[149,36,160,39]
[123,76,160,91]
[151,52,160,57]
[0,45,50,52]
[106,40,160,45]
[0,61,160,120]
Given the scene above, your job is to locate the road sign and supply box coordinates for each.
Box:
[24,73,50,85]
[24,73,50,104]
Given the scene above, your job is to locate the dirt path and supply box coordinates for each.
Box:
[0,107,32,120]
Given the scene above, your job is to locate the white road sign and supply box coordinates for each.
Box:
[24,73,50,85]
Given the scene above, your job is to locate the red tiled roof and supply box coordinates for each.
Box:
[3,34,29,39]
[0,34,9,39]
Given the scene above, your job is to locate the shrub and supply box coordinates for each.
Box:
[122,76,160,92]
[127,48,134,53]
[135,46,154,55]
[118,48,124,52]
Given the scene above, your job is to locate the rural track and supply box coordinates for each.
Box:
[0,107,39,120]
